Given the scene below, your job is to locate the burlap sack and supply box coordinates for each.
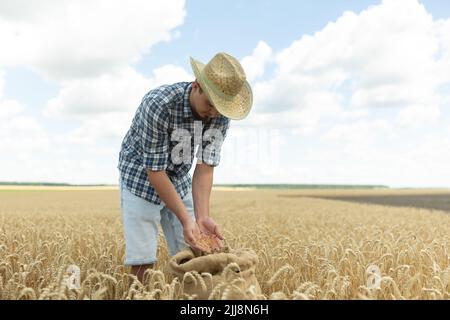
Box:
[168,247,261,300]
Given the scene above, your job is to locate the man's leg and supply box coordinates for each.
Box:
[131,264,154,283]
[120,179,162,282]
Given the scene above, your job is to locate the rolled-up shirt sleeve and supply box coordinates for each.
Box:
[196,116,230,167]
[141,97,170,171]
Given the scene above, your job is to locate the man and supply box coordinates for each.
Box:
[117,52,253,282]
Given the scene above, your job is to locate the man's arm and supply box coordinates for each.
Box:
[192,162,224,239]
[192,162,213,221]
[147,170,191,226]
[192,116,230,240]
[147,170,201,249]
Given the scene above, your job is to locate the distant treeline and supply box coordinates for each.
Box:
[0,182,111,187]
[213,184,389,189]
[0,182,389,189]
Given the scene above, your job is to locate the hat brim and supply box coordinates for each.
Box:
[190,57,253,120]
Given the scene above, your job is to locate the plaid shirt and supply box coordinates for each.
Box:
[118,82,230,205]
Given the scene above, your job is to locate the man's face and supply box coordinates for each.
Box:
[191,81,220,121]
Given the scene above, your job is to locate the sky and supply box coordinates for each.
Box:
[1,0,450,188]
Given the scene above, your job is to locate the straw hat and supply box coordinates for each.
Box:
[190,52,253,120]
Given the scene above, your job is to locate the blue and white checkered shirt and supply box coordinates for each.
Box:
[118,82,230,205]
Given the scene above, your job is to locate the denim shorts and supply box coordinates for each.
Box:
[119,178,195,266]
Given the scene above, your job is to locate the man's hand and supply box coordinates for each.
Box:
[182,219,204,251]
[197,216,224,239]
[195,232,224,254]
[191,163,224,253]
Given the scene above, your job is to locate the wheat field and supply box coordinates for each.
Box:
[0,187,450,300]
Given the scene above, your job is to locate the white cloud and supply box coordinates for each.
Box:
[0,72,45,152]
[322,119,397,146]
[216,125,450,187]
[0,0,190,150]
[0,98,23,119]
[0,69,3,95]
[44,64,192,118]
[241,41,273,82]
[54,112,133,146]
[0,115,51,152]
[214,126,287,184]
[0,0,186,81]
[45,64,193,145]
[150,64,193,87]
[434,18,450,82]
[247,0,450,133]
[397,104,440,128]
[0,0,192,184]
[44,66,152,118]
[325,133,450,188]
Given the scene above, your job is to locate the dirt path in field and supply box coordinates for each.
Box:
[279,193,450,212]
